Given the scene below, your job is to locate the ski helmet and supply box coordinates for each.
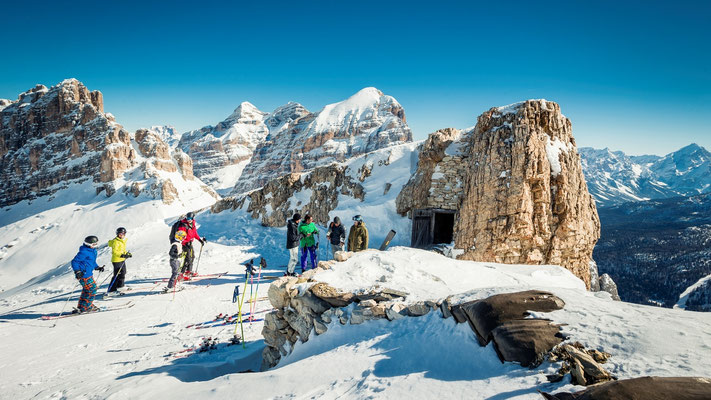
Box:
[186,212,195,220]
[116,227,126,235]
[352,215,363,222]
[334,216,341,224]
[84,235,99,247]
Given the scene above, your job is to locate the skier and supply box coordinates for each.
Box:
[327,216,346,259]
[70,236,104,313]
[285,213,301,276]
[107,227,132,296]
[298,214,319,273]
[163,229,186,293]
[174,212,206,280]
[347,215,369,252]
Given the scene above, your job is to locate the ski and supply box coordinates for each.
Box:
[157,271,228,283]
[41,301,135,320]
[379,229,397,251]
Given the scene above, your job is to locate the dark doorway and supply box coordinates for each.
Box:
[433,212,455,244]
[411,208,456,248]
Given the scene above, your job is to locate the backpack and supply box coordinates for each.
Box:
[169,217,187,243]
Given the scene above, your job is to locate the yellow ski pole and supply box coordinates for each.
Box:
[234,269,251,348]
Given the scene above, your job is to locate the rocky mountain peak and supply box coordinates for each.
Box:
[232,87,412,193]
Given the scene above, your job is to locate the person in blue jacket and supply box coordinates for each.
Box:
[71,235,104,313]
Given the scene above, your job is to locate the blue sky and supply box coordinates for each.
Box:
[1,1,709,155]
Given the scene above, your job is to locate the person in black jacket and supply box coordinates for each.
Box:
[327,216,346,258]
[285,213,301,276]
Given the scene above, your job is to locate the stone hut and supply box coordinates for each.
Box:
[396,100,600,288]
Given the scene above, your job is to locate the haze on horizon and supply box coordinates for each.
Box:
[1,1,708,156]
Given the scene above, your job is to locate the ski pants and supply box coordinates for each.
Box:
[181,243,194,273]
[300,246,317,272]
[108,261,126,292]
[286,247,299,274]
[77,277,97,312]
[168,257,182,288]
[331,243,344,259]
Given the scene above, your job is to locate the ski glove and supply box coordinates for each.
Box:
[121,252,133,259]
[199,238,206,245]
[74,270,84,279]
[95,266,105,272]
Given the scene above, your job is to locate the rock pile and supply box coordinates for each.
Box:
[261,253,613,384]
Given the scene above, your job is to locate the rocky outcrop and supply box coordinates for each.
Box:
[542,376,711,399]
[0,79,216,207]
[395,100,599,288]
[588,260,621,301]
[178,102,269,192]
[0,79,136,206]
[396,128,466,214]
[233,88,412,193]
[453,100,600,288]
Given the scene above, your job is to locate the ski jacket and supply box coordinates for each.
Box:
[168,242,182,259]
[298,222,319,248]
[286,219,300,249]
[71,245,99,278]
[108,236,128,263]
[347,223,369,252]
[180,219,202,245]
[327,222,346,245]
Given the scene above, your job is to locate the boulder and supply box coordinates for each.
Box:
[334,251,354,262]
[405,302,431,317]
[562,345,614,385]
[385,302,408,321]
[459,290,565,344]
[310,282,354,307]
[490,319,565,368]
[268,276,298,309]
[291,291,331,315]
[541,377,711,400]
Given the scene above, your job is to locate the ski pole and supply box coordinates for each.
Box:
[234,269,251,348]
[250,260,264,322]
[106,262,125,294]
[195,242,204,275]
[53,279,81,325]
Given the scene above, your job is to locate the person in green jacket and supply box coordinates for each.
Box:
[107,227,132,295]
[347,215,369,252]
[298,214,319,273]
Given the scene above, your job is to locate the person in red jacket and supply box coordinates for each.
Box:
[179,212,206,280]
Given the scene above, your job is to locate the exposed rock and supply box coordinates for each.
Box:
[561,344,614,385]
[234,88,412,193]
[385,302,408,321]
[268,276,297,309]
[334,251,354,262]
[0,79,135,206]
[313,317,328,335]
[453,101,600,288]
[598,273,621,301]
[491,319,565,368]
[588,260,600,292]
[397,127,464,214]
[291,291,330,315]
[309,282,354,307]
[360,299,377,308]
[541,376,711,400]
[458,290,565,344]
[405,302,431,316]
[440,296,453,319]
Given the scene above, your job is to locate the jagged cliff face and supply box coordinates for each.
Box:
[211,143,416,228]
[454,100,600,288]
[0,79,217,207]
[232,88,412,194]
[0,79,136,207]
[178,102,269,193]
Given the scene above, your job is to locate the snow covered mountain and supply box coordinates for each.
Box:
[232,87,412,193]
[579,144,711,206]
[177,102,269,194]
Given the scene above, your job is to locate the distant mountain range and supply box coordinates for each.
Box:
[579,144,711,207]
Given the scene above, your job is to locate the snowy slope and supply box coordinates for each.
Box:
[2,234,710,399]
